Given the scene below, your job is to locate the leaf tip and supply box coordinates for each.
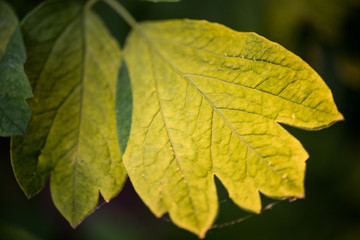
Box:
[24,192,33,200]
[338,112,345,121]
[21,184,41,200]
[153,211,164,219]
[70,221,81,229]
[68,215,86,229]
[253,208,262,215]
[198,231,206,239]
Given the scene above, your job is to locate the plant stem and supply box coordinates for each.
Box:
[102,0,138,28]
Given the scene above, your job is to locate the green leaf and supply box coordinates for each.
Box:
[115,61,132,155]
[11,0,126,227]
[119,19,343,237]
[0,1,32,136]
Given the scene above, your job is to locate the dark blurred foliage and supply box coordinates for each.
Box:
[1,0,360,239]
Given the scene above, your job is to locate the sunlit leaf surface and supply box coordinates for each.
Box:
[119,19,343,237]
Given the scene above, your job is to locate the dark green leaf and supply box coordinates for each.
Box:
[0,1,32,136]
[115,61,132,155]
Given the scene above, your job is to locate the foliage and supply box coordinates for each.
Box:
[120,19,343,236]
[11,0,127,227]
[0,1,32,136]
[0,0,343,238]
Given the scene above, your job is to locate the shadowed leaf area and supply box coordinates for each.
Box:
[0,0,32,136]
[11,0,126,227]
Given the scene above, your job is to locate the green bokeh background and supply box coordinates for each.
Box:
[1,0,360,239]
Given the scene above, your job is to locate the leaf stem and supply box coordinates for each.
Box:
[102,0,138,28]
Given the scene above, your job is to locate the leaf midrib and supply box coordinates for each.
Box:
[147,36,304,72]
[146,41,202,229]
[28,14,80,94]
[28,9,88,221]
[148,37,337,116]
[70,9,87,224]
[135,28,294,185]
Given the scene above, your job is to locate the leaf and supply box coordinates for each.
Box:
[11,0,126,227]
[0,1,32,136]
[119,19,343,237]
[115,61,132,155]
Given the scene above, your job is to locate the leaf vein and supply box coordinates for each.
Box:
[146,39,201,228]
[141,34,293,182]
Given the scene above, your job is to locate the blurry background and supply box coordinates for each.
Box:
[1,0,360,239]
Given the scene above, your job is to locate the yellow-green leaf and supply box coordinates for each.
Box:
[11,0,126,227]
[119,19,343,237]
[0,0,32,136]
